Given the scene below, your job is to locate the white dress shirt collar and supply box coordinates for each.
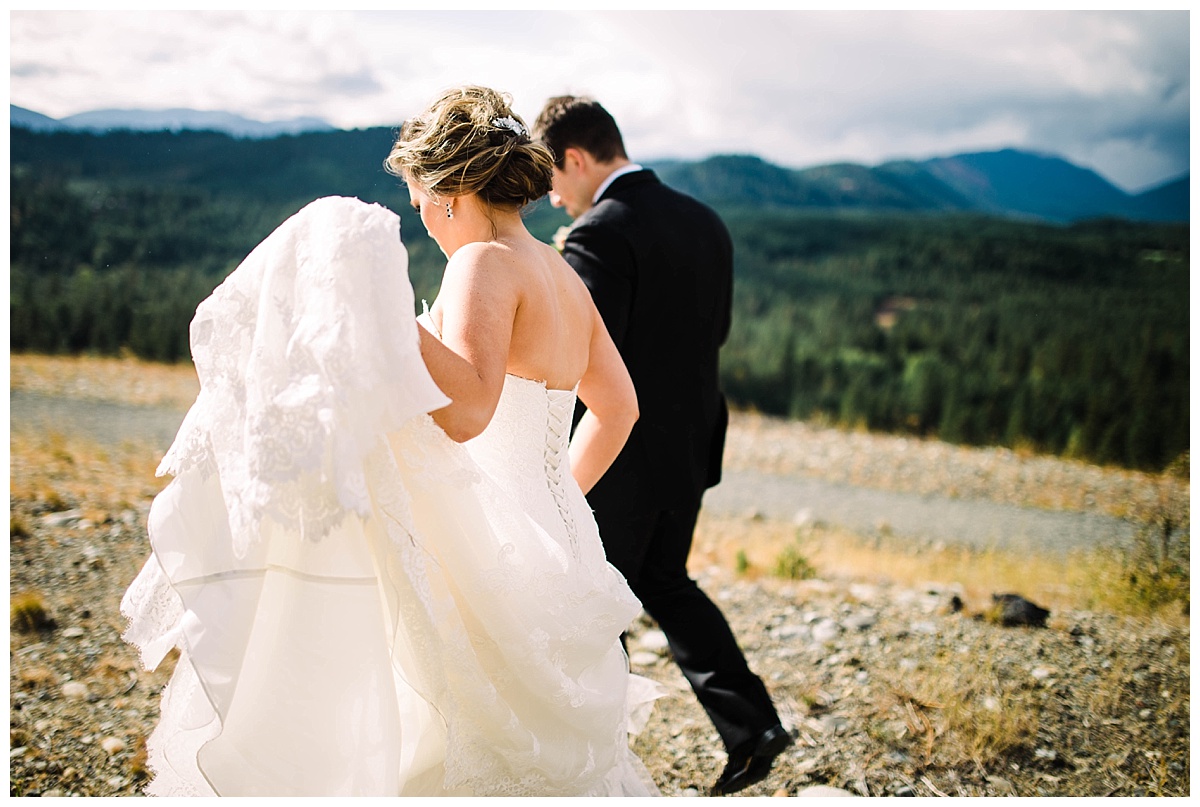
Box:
[592,163,643,203]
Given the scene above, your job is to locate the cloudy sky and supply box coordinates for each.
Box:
[9,8,1191,192]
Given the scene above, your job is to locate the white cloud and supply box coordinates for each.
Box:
[8,9,1189,191]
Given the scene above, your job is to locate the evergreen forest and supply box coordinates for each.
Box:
[9,127,1190,472]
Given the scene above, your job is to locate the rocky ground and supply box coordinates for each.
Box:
[8,356,1191,797]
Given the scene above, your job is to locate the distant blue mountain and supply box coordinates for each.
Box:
[919,149,1144,222]
[10,105,66,132]
[655,150,1188,223]
[10,104,1187,222]
[11,104,334,138]
[1131,176,1190,222]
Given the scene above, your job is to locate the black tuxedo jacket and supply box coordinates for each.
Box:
[562,169,733,516]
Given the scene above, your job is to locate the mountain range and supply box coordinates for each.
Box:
[652,152,1188,224]
[10,104,334,139]
[9,104,1188,223]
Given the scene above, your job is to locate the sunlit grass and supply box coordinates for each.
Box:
[693,513,1189,622]
[10,430,165,516]
[10,352,199,409]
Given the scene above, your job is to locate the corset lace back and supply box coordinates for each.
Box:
[466,375,583,561]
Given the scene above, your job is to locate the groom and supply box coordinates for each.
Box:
[534,96,790,796]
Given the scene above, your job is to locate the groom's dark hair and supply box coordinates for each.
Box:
[533,95,628,168]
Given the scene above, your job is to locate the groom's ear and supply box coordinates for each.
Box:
[561,146,589,175]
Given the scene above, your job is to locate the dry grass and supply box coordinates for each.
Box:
[10,430,165,517]
[693,513,1189,623]
[10,591,55,633]
[9,353,199,409]
[877,641,1043,770]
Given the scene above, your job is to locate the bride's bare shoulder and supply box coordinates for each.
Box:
[442,241,522,288]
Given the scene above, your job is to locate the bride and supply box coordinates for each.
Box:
[121,85,660,796]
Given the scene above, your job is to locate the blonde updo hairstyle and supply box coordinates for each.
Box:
[385,85,554,210]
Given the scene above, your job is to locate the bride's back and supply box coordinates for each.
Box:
[505,237,595,391]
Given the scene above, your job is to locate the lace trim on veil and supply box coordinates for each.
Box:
[158,196,449,555]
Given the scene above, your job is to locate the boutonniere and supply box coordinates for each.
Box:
[552,224,574,253]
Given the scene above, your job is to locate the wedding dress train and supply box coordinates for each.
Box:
[120,196,660,796]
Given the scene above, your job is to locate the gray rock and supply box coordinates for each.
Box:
[811,618,841,643]
[992,593,1050,627]
[60,682,88,701]
[637,629,670,652]
[842,609,878,631]
[40,509,84,527]
[797,785,857,797]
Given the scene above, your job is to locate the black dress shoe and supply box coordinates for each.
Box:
[710,724,792,796]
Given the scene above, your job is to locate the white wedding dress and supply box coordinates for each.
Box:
[120,196,660,796]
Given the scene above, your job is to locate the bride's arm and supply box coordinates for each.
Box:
[417,246,517,442]
[570,303,638,494]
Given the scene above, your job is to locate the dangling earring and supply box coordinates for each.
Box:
[445,203,453,219]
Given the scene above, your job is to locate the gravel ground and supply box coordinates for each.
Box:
[8,363,1191,797]
[8,498,1190,797]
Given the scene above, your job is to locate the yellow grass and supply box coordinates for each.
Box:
[693,513,1189,622]
[10,353,199,409]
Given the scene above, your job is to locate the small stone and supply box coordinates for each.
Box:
[42,790,63,797]
[810,618,840,643]
[991,592,1050,627]
[1031,666,1055,681]
[986,775,1015,794]
[773,624,806,641]
[61,681,88,700]
[629,651,660,667]
[61,626,85,638]
[842,609,878,631]
[1035,748,1057,761]
[637,629,669,652]
[1139,709,1153,720]
[796,785,856,797]
[40,509,83,527]
[819,715,850,734]
[681,787,700,797]
[100,737,126,755]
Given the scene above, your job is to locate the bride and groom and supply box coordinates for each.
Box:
[121,85,789,796]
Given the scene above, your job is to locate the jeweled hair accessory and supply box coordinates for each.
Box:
[493,116,527,137]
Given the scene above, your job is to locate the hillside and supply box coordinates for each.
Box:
[654,151,1188,223]
[10,104,334,139]
[8,125,1190,472]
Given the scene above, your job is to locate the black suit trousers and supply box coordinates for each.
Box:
[597,499,781,752]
